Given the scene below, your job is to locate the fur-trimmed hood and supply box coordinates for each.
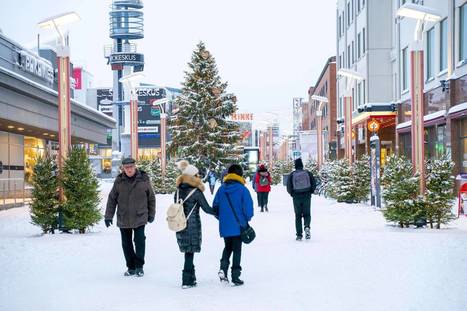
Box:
[176,175,205,192]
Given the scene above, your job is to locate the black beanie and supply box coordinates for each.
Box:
[228,164,243,177]
[295,158,304,169]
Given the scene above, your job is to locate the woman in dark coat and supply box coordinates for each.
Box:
[174,161,215,289]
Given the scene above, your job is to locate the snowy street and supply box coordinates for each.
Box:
[1,182,467,311]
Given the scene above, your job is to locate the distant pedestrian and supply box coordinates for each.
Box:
[286,158,316,241]
[254,164,272,212]
[213,164,254,286]
[104,157,156,277]
[206,168,218,195]
[173,160,215,289]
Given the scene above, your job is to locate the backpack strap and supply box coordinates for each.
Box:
[181,188,197,204]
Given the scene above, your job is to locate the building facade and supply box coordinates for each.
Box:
[394,0,467,181]
[336,0,396,164]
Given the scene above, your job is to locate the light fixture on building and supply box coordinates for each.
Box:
[397,3,441,22]
[43,133,49,136]
[50,134,56,137]
[7,125,15,129]
[17,127,24,131]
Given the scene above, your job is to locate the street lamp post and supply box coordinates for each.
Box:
[337,69,364,164]
[397,3,441,193]
[38,12,80,201]
[120,72,144,160]
[311,95,329,170]
[151,97,170,177]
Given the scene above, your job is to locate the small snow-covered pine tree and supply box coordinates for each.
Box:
[61,147,102,233]
[30,154,58,234]
[353,155,371,203]
[169,42,241,171]
[381,155,420,228]
[425,155,455,229]
[305,159,319,177]
[328,159,356,202]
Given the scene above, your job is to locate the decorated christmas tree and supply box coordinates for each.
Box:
[353,155,371,203]
[381,155,420,228]
[61,147,102,233]
[424,155,455,229]
[151,160,179,194]
[170,42,241,171]
[30,153,59,234]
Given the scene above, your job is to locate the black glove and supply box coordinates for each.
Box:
[105,219,112,227]
[148,216,154,223]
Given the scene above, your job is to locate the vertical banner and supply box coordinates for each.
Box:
[57,56,71,177]
[410,50,425,192]
[344,96,353,164]
[130,99,139,159]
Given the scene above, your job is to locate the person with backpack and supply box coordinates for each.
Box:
[104,157,156,277]
[171,160,215,289]
[286,158,316,241]
[213,164,254,286]
[254,164,272,212]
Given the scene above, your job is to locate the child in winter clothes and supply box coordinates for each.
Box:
[254,164,272,212]
[213,164,254,286]
[174,160,215,288]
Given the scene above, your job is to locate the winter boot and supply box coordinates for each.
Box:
[260,206,264,212]
[265,205,269,212]
[296,235,303,241]
[135,267,144,277]
[218,269,229,283]
[124,269,136,276]
[231,268,244,286]
[305,227,311,240]
[182,270,197,289]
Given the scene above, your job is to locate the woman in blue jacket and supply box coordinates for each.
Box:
[213,164,254,286]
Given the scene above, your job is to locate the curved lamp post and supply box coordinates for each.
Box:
[337,68,364,164]
[120,72,144,159]
[311,95,329,170]
[397,2,441,193]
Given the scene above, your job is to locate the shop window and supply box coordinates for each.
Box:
[460,119,467,173]
[425,125,446,160]
[399,133,412,159]
[24,137,46,184]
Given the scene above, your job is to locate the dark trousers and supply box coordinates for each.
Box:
[293,196,311,237]
[220,236,242,277]
[184,252,194,272]
[257,192,269,208]
[209,184,215,195]
[120,225,146,269]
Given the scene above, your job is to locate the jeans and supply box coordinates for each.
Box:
[293,196,311,237]
[257,192,269,208]
[120,225,146,269]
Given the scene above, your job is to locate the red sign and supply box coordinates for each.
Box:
[73,68,82,90]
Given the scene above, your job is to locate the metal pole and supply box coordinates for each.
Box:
[160,112,167,178]
[56,43,71,202]
[130,96,139,159]
[410,49,425,193]
[317,110,323,170]
[344,96,353,164]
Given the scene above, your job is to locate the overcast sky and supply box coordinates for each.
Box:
[0,0,336,133]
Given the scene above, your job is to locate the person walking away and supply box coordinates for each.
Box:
[105,157,156,277]
[207,168,217,195]
[213,164,254,286]
[174,161,215,289]
[254,164,272,212]
[286,158,316,241]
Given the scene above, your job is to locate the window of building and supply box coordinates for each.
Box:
[351,41,355,64]
[461,3,467,62]
[402,46,409,91]
[352,88,356,111]
[363,79,366,104]
[357,82,362,107]
[425,125,446,160]
[399,133,412,159]
[362,28,366,53]
[347,45,351,67]
[357,32,361,59]
[426,27,435,80]
[347,2,351,27]
[460,119,467,173]
[440,18,448,71]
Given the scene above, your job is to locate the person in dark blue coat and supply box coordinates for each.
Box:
[213,164,254,286]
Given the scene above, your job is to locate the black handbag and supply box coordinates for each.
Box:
[225,193,256,244]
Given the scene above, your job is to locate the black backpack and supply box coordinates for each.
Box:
[292,170,313,193]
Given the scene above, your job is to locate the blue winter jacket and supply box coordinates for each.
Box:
[213,174,254,238]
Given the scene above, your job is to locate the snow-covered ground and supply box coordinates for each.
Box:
[1,182,466,311]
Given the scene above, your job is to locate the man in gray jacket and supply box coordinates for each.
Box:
[105,157,156,277]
